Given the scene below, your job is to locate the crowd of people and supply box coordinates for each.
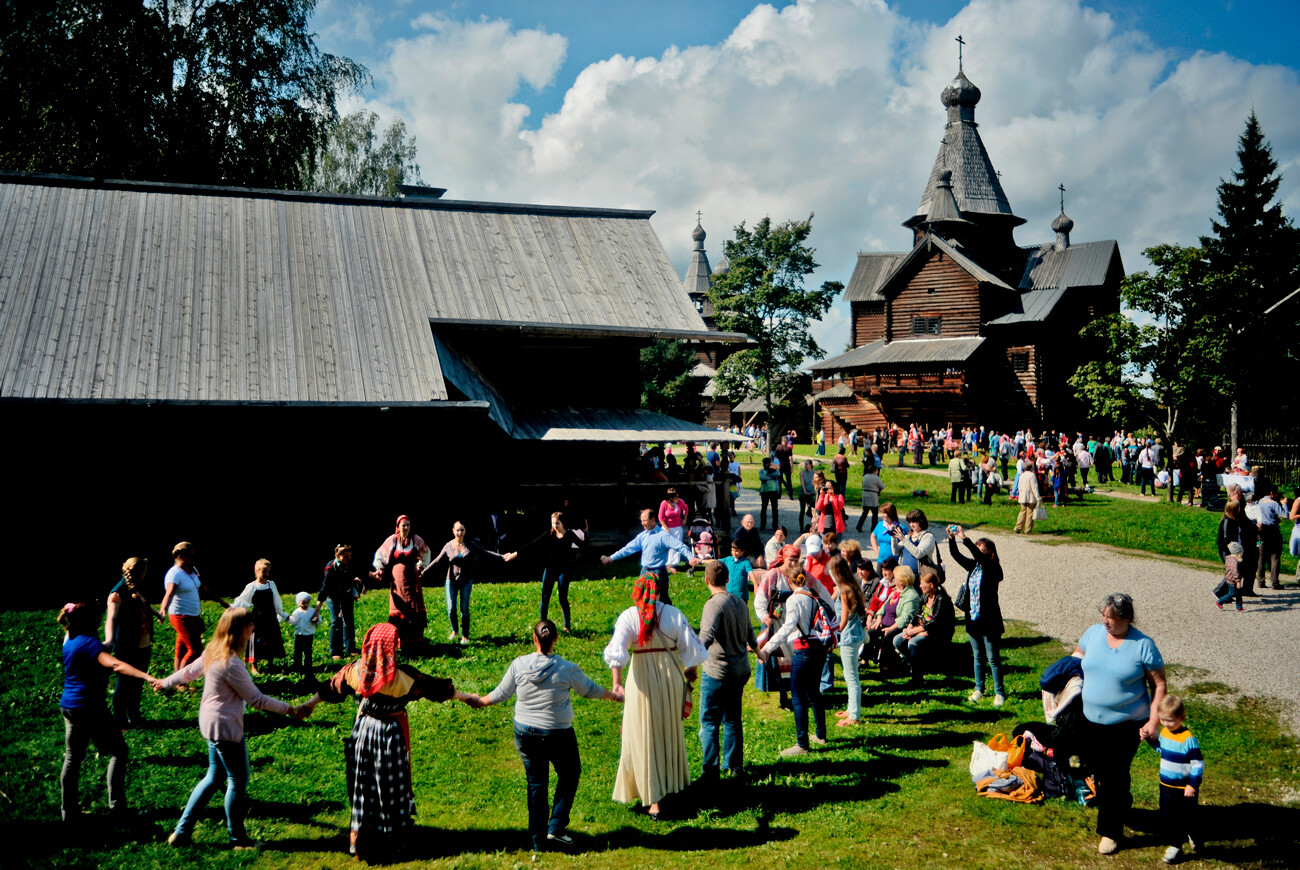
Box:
[57,418,1288,861]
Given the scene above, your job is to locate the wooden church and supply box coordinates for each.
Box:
[812,61,1124,437]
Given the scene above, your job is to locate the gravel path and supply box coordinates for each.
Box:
[729,480,1300,735]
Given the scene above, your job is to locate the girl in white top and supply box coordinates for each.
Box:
[602,571,707,819]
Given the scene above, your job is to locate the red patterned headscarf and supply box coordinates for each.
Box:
[356,623,399,698]
[633,570,661,646]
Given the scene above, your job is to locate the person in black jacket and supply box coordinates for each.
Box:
[948,528,1005,706]
[317,545,366,661]
[514,512,584,631]
[895,567,954,687]
[1216,498,1259,596]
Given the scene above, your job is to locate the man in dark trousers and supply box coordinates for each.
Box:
[697,560,759,783]
[774,436,795,498]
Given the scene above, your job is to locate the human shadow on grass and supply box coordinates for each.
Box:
[1115,803,1300,868]
[278,822,801,863]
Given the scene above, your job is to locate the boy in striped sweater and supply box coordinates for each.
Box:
[1156,694,1204,864]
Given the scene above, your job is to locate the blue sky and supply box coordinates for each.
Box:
[312,0,1300,354]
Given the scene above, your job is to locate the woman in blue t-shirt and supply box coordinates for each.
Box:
[871,503,899,571]
[1072,593,1167,857]
[59,601,161,823]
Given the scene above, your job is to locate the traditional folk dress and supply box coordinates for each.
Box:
[318,625,454,837]
[603,598,707,807]
[372,530,432,647]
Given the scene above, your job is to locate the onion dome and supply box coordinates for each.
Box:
[1051,210,1074,234]
[691,221,706,244]
[941,69,981,109]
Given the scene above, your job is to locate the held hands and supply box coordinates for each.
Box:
[460,694,484,709]
[600,555,612,566]
[503,552,518,562]
[1184,785,1196,798]
[610,686,625,703]
[146,676,164,691]
[1138,720,1157,742]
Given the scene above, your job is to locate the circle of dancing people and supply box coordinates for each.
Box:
[55,484,1210,862]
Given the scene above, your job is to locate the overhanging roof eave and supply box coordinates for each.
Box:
[429,317,752,344]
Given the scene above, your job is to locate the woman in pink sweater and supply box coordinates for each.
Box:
[160,607,308,848]
[658,488,688,572]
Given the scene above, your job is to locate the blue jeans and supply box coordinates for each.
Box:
[514,725,580,851]
[698,673,745,776]
[820,650,835,693]
[969,633,1005,696]
[790,646,827,748]
[326,596,356,657]
[446,579,472,637]
[839,640,864,721]
[540,568,571,629]
[175,739,250,841]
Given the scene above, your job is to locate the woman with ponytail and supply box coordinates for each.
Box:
[466,620,622,852]
[302,623,473,859]
[104,557,165,727]
[602,571,707,820]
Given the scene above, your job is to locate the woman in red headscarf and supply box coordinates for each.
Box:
[371,515,432,649]
[601,571,707,820]
[304,623,473,859]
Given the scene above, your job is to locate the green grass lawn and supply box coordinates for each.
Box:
[5,574,1298,869]
[741,448,1297,576]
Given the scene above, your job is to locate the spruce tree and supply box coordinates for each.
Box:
[1200,112,1300,423]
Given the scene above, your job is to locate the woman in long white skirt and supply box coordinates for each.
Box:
[603,571,707,819]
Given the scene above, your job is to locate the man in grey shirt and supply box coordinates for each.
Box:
[697,560,759,783]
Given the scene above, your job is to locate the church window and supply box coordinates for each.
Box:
[1011,352,1029,372]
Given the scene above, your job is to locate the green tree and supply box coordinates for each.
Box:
[639,339,699,422]
[1200,111,1300,423]
[310,111,424,197]
[1068,312,1148,428]
[707,215,842,427]
[0,0,367,189]
[1072,245,1232,439]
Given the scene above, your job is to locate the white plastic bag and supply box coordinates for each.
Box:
[970,740,1009,784]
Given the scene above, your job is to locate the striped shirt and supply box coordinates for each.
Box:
[1158,725,1205,789]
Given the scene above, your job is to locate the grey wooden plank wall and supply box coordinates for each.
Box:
[0,181,707,403]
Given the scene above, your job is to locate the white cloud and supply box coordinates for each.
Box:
[349,0,1300,354]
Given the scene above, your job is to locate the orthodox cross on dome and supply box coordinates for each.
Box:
[696,210,703,223]
[1058,183,1066,212]
[955,34,965,72]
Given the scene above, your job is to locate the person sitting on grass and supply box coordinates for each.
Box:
[893,569,954,688]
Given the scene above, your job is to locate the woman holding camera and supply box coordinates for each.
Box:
[813,472,845,536]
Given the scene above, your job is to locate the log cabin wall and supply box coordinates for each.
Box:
[1005,344,1039,408]
[886,254,982,341]
[851,301,887,346]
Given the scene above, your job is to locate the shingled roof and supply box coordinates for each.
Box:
[907,67,1024,229]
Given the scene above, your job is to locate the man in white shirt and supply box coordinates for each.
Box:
[1254,482,1287,590]
[1137,441,1156,496]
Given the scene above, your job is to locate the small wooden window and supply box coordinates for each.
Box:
[912,317,941,336]
[1011,352,1029,372]
[912,317,927,335]
[927,317,941,335]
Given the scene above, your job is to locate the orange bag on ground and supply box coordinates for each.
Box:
[975,767,1042,804]
[987,733,1027,768]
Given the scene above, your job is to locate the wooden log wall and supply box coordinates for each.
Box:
[851,301,886,346]
[887,253,981,340]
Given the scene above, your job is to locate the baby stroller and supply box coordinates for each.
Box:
[688,514,716,568]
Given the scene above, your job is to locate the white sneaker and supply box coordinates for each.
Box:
[460,635,470,646]
[809,735,827,746]
[448,631,459,642]
[993,695,1006,707]
[1162,846,1181,864]
[780,744,809,757]
[1098,837,1118,855]
[968,689,984,703]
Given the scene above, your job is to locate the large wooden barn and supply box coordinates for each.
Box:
[812,64,1123,438]
[0,174,744,605]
